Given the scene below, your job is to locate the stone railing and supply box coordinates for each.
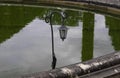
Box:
[22,52,120,78]
[64,0,120,8]
[0,0,120,8]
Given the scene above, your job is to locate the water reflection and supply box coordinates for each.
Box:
[0,5,48,44]
[81,12,94,61]
[106,16,120,51]
[0,5,82,44]
[0,4,120,78]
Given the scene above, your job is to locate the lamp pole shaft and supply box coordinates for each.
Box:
[50,20,55,56]
[45,11,66,69]
[50,15,57,69]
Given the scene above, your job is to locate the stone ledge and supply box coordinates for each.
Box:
[22,52,120,78]
[0,0,120,17]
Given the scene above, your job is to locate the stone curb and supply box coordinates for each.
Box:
[0,0,120,17]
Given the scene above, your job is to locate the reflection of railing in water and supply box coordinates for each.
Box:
[22,52,120,78]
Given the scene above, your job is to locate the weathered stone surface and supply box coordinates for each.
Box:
[22,52,120,78]
[80,64,120,78]
[0,0,119,17]
[63,0,120,9]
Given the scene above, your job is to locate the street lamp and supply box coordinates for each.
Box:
[59,25,68,41]
[45,11,68,69]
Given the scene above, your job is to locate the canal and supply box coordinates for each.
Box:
[0,4,120,78]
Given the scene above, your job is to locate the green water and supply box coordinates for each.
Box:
[0,4,120,78]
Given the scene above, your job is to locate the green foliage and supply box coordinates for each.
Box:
[0,5,83,44]
[0,5,25,43]
[106,16,120,51]
[0,5,48,44]
[82,12,94,61]
[65,10,82,26]
[46,9,82,26]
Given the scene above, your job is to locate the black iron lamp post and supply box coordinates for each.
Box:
[45,11,68,69]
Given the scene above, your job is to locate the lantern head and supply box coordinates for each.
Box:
[59,26,68,41]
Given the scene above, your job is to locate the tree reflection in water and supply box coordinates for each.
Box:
[106,16,120,51]
[81,12,94,61]
[0,4,120,78]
